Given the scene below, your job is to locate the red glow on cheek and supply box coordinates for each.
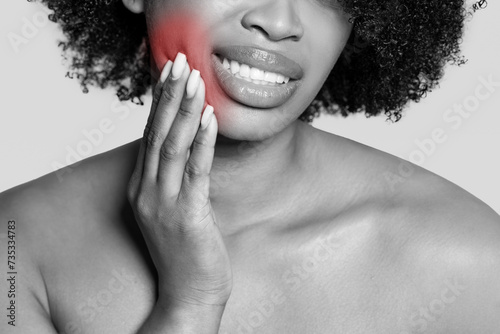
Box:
[150,10,228,115]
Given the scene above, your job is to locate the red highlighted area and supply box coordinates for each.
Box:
[150,10,228,114]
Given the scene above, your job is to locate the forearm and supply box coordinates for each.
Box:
[137,298,227,334]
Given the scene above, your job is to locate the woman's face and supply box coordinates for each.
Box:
[137,0,353,140]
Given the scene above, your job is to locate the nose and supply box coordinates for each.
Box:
[241,0,304,42]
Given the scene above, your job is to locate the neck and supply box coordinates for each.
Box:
[209,119,311,233]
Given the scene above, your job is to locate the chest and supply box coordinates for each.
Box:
[45,215,414,334]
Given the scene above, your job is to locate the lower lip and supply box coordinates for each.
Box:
[211,54,300,109]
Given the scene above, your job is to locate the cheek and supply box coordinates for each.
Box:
[319,31,350,74]
[149,9,229,114]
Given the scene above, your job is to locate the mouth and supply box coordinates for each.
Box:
[215,54,292,86]
[211,46,303,109]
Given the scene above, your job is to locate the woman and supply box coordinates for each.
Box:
[1,0,499,333]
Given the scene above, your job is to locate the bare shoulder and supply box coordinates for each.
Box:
[371,166,500,332]
[0,140,139,332]
[0,139,139,260]
[314,128,500,331]
[0,170,63,332]
[0,139,139,253]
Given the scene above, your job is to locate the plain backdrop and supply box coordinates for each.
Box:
[1,0,499,213]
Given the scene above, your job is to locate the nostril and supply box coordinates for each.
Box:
[248,25,270,38]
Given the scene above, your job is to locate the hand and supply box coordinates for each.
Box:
[127,52,232,309]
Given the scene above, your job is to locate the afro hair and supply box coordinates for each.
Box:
[31,0,481,123]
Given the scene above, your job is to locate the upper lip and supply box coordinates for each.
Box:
[213,45,304,80]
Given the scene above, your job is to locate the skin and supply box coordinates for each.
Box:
[1,0,500,333]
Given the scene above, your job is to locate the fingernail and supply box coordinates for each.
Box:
[171,52,187,80]
[186,69,201,99]
[201,105,214,130]
[159,60,173,83]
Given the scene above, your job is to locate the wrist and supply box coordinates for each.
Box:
[157,284,232,310]
[151,296,227,333]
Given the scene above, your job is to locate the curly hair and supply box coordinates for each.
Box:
[31,0,477,123]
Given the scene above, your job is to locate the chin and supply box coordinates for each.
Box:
[213,101,298,142]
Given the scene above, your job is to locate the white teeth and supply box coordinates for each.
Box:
[250,67,265,81]
[230,60,239,74]
[264,71,277,83]
[221,57,290,85]
[234,72,271,85]
[239,64,250,78]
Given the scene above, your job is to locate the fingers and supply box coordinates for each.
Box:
[143,53,191,180]
[157,71,207,197]
[134,51,216,204]
[132,60,174,187]
[179,105,217,204]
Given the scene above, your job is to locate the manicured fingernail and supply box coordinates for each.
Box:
[171,52,187,80]
[159,60,173,83]
[186,69,201,99]
[201,105,214,130]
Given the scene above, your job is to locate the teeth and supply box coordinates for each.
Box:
[264,71,277,83]
[234,72,271,85]
[239,64,250,78]
[221,57,290,85]
[250,67,264,81]
[230,60,239,74]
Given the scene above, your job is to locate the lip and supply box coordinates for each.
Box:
[213,45,304,80]
[211,54,301,109]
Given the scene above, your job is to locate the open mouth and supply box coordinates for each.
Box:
[211,53,300,109]
[214,54,293,87]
